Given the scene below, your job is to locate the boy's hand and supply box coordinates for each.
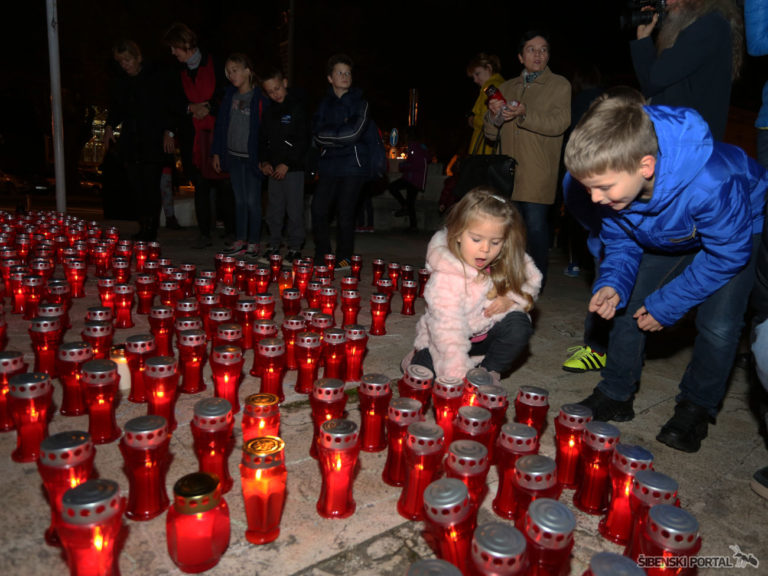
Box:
[260,162,274,176]
[273,163,289,180]
[212,154,221,174]
[633,306,663,332]
[589,286,620,320]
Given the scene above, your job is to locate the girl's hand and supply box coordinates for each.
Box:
[273,164,289,180]
[633,306,663,331]
[589,286,620,320]
[260,162,274,176]
[484,294,513,317]
[189,102,210,120]
[212,154,221,174]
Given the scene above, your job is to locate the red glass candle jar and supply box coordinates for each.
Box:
[376,277,395,310]
[59,479,126,576]
[240,436,288,544]
[309,377,347,459]
[462,367,493,407]
[38,302,69,336]
[0,350,27,431]
[198,293,221,337]
[625,470,680,562]
[267,252,283,282]
[81,321,114,361]
[418,268,430,298]
[400,279,418,315]
[340,275,358,292]
[9,266,27,314]
[371,258,385,286]
[398,421,445,520]
[315,264,331,284]
[22,274,45,320]
[158,280,183,310]
[64,259,87,299]
[321,327,345,379]
[206,307,232,342]
[431,376,464,446]
[45,279,73,328]
[445,439,491,512]
[57,341,94,416]
[111,257,131,284]
[81,359,121,444]
[217,256,237,287]
[401,264,415,282]
[175,297,199,320]
[280,288,301,318]
[174,316,204,351]
[210,345,244,413]
[180,263,197,296]
[120,415,171,521]
[554,403,593,489]
[368,292,389,336]
[320,286,338,320]
[29,315,63,377]
[144,355,180,432]
[383,397,424,487]
[581,552,645,576]
[476,384,509,462]
[598,443,654,545]
[194,275,215,298]
[639,505,702,576]
[340,289,361,327]
[294,331,322,394]
[92,246,111,278]
[254,292,276,321]
[293,265,311,297]
[133,242,149,271]
[523,498,575,576]
[573,421,621,515]
[305,281,322,309]
[423,477,476,574]
[166,472,230,573]
[257,338,286,402]
[96,276,116,313]
[113,283,135,329]
[234,298,256,350]
[398,364,434,414]
[86,306,112,324]
[310,312,334,340]
[191,397,235,494]
[281,315,306,371]
[358,373,391,452]
[493,423,539,520]
[387,261,401,288]
[514,385,549,435]
[124,333,156,403]
[301,307,321,327]
[148,305,174,357]
[177,329,207,394]
[253,266,272,295]
[316,418,360,519]
[469,522,529,576]
[343,324,368,384]
[37,430,95,545]
[215,323,243,350]
[509,455,561,529]
[242,393,281,442]
[8,372,53,462]
[454,405,493,454]
[250,319,279,378]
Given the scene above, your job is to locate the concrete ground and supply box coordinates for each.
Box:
[1,215,767,576]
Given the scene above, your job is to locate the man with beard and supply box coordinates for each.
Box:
[630,0,744,141]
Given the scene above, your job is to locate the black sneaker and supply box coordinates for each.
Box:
[258,247,280,263]
[284,250,301,265]
[752,466,768,500]
[577,387,635,422]
[222,241,246,256]
[335,258,352,272]
[656,400,710,453]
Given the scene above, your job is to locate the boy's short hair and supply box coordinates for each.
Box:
[564,87,658,178]
[112,39,141,60]
[163,22,198,50]
[261,67,286,84]
[326,53,353,76]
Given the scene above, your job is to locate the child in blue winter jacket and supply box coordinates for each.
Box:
[563,89,768,453]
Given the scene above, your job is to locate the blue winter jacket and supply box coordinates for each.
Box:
[564,105,768,327]
[211,84,269,175]
[746,0,768,129]
[312,86,370,177]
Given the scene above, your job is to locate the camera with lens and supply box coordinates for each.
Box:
[620,0,666,30]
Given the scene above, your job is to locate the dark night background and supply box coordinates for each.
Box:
[1,0,765,183]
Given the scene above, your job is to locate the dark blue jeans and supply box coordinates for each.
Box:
[311,174,365,261]
[597,235,759,417]
[514,201,550,284]
[228,154,262,244]
[413,311,533,376]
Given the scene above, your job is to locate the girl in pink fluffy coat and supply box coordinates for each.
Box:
[409,187,542,380]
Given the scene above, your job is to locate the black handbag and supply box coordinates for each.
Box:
[453,127,516,201]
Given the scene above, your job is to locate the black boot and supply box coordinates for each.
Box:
[656,400,710,453]
[577,387,635,422]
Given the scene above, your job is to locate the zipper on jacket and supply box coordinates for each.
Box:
[668,225,697,243]
[354,145,361,167]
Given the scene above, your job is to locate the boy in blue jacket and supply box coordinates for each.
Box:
[563,89,768,453]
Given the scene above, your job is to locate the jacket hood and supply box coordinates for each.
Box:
[426,229,479,280]
[631,106,714,215]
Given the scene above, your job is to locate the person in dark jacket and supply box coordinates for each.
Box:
[259,68,309,264]
[564,91,767,453]
[104,40,176,241]
[386,134,430,231]
[311,53,370,270]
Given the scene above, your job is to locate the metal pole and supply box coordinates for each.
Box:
[46,0,67,212]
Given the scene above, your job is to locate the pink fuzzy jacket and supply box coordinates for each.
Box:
[413,228,542,378]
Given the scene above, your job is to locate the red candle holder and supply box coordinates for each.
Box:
[625,470,680,562]
[177,329,208,394]
[0,350,27,431]
[29,315,62,377]
[86,305,113,324]
[301,307,321,327]
[598,443,654,545]
[217,256,237,286]
[316,418,360,519]
[166,472,230,573]
[124,333,156,403]
[400,264,415,282]
[279,288,300,319]
[240,436,288,544]
[493,423,539,520]
[215,323,243,350]
[281,315,306,371]
[22,273,45,320]
[294,331,322,394]
[59,479,126,576]
[431,375,464,446]
[265,252,282,280]
[513,385,549,435]
[37,430,95,546]
[343,325,367,385]
[423,477,476,574]
[523,499,575,576]
[340,276,358,292]
[305,281,322,309]
[358,373,391,452]
[315,264,331,283]
[400,279,417,315]
[398,364,434,414]
[38,302,68,339]
[582,552,645,576]
[398,421,445,521]
[92,246,111,277]
[242,393,281,442]
[96,276,116,313]
[470,522,529,576]
[368,292,389,336]
[148,305,175,357]
[64,259,87,299]
[144,355,180,432]
[9,267,27,314]
[158,280,182,310]
[192,397,235,494]
[376,277,395,311]
[309,378,347,459]
[453,405,493,453]
[133,242,149,271]
[218,285,238,311]
[573,421,621,515]
[111,257,131,284]
[249,265,270,296]
[383,397,424,487]
[207,307,232,342]
[340,289,360,327]
[310,313,333,341]
[554,403,593,489]
[8,372,53,462]
[509,455,562,529]
[113,283,135,329]
[81,359,122,444]
[445,439,491,512]
[293,265,311,297]
[80,320,114,361]
[638,505,701,576]
[320,286,338,320]
[462,367,493,407]
[321,327,345,379]
[253,292,275,322]
[174,317,203,354]
[234,298,256,350]
[45,279,73,328]
[387,261,401,288]
[250,319,279,378]
[175,297,199,319]
[120,415,171,520]
[255,338,286,401]
[418,268,430,298]
[371,258,385,286]
[194,275,215,298]
[210,345,244,413]
[476,384,509,462]
[57,342,94,416]
[198,293,221,337]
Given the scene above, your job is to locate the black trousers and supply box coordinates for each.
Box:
[311,174,365,261]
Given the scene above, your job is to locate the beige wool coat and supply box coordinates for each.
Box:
[483,66,571,205]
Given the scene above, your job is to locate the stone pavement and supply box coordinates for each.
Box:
[1,217,767,576]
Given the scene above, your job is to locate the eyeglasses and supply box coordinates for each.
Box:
[333,70,352,77]
[524,46,549,55]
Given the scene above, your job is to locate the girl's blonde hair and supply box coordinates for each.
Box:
[225,53,257,87]
[444,187,533,311]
